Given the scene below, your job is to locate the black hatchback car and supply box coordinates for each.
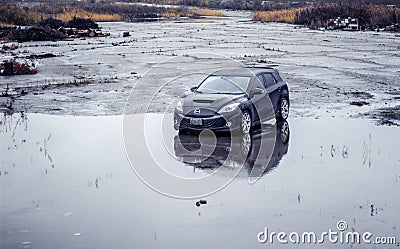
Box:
[174,67,289,134]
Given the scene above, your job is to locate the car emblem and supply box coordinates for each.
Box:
[194,109,201,114]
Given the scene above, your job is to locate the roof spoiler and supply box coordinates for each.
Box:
[245,65,279,73]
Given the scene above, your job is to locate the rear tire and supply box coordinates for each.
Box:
[277,97,289,121]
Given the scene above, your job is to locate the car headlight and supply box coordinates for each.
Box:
[218,103,240,113]
[176,100,183,112]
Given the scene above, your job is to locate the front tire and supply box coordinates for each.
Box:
[277,97,289,121]
[241,111,252,134]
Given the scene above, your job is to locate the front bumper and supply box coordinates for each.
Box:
[174,110,242,133]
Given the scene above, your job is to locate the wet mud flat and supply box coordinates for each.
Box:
[1,10,400,249]
[0,11,399,124]
[1,113,400,249]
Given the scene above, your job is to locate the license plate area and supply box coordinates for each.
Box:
[190,118,203,126]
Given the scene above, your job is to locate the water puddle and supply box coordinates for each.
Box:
[1,113,399,248]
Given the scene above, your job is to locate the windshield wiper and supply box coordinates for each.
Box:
[198,88,222,94]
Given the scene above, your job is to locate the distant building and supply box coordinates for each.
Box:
[326,17,359,31]
[347,18,359,31]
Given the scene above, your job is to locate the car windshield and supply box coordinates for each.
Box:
[196,76,250,94]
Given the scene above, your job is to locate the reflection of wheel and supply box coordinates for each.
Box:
[277,97,289,121]
[241,111,252,134]
[279,121,290,144]
[240,133,252,156]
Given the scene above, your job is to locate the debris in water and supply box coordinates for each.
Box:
[330,145,336,157]
[350,101,369,107]
[196,200,207,207]
[342,146,349,159]
[73,233,82,236]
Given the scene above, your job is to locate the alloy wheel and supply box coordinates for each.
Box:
[241,111,251,134]
[280,98,289,120]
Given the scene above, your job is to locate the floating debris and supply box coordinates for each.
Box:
[350,101,369,107]
[342,146,349,159]
[196,200,207,207]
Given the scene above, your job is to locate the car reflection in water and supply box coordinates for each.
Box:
[173,120,290,181]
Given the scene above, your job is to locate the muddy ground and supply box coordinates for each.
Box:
[0,11,399,124]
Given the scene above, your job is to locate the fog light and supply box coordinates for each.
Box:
[226,122,232,127]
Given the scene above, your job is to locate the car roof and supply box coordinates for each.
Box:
[211,67,277,77]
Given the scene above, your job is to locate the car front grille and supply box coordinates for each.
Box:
[181,116,225,128]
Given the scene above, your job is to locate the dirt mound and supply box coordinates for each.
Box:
[38,18,65,29]
[1,17,103,42]
[66,17,99,30]
[3,26,66,42]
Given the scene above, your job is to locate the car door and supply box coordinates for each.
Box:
[262,73,281,113]
[249,74,271,122]
[250,74,270,122]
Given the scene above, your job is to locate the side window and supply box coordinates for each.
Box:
[263,73,276,88]
[256,74,266,89]
[272,72,282,82]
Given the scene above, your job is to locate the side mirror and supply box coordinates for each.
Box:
[250,87,264,97]
[180,91,190,98]
[190,86,198,92]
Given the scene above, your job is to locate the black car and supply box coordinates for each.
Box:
[174,67,289,134]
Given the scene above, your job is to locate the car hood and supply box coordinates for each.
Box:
[182,93,245,113]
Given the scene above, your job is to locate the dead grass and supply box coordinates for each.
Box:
[0,22,14,28]
[57,9,122,22]
[162,8,224,18]
[252,8,301,23]
[162,10,181,18]
[190,8,225,17]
